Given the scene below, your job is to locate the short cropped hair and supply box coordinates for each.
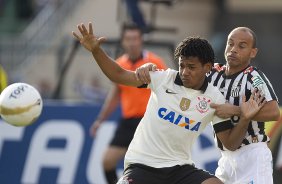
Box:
[121,23,143,39]
[174,36,215,65]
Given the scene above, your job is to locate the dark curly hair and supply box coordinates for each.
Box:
[174,36,215,65]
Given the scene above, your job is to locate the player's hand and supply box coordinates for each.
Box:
[210,103,237,119]
[89,120,102,137]
[240,89,266,121]
[72,22,106,52]
[135,63,156,84]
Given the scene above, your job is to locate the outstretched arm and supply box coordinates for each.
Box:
[72,22,143,87]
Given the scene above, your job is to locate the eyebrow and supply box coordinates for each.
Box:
[228,38,248,45]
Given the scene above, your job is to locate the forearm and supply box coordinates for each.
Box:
[96,102,119,122]
[217,117,251,151]
[96,87,120,122]
[91,47,143,87]
[92,47,126,84]
[224,118,250,150]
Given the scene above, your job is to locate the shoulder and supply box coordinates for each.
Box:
[243,66,267,82]
[150,68,177,85]
[243,65,256,74]
[212,63,226,72]
[150,68,176,78]
[205,83,226,103]
[208,63,225,79]
[206,83,222,94]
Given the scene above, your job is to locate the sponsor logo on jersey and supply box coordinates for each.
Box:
[180,98,191,111]
[158,107,202,131]
[196,96,211,113]
[252,75,265,87]
[251,75,266,96]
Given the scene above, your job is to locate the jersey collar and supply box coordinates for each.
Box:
[175,72,208,93]
[223,65,250,79]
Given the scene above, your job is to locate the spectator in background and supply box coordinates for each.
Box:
[37,79,53,99]
[0,64,8,92]
[124,0,150,33]
[74,75,107,104]
[89,23,167,184]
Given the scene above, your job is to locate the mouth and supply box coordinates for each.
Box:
[227,55,237,61]
[181,77,190,82]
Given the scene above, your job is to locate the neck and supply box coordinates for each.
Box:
[128,52,143,63]
[194,77,206,91]
[225,64,249,76]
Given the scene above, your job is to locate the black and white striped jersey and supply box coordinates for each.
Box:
[207,63,279,151]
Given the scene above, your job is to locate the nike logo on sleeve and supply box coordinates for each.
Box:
[165,89,177,94]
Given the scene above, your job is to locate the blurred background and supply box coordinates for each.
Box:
[0,0,281,183]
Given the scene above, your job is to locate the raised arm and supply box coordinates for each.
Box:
[72,22,143,87]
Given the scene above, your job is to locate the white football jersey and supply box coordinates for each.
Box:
[124,69,231,168]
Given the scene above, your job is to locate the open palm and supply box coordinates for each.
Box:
[240,90,266,120]
[72,22,106,52]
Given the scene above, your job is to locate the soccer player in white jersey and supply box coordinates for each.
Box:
[135,27,280,184]
[72,23,266,184]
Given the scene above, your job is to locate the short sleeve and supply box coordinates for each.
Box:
[211,91,233,133]
[249,71,278,103]
[148,70,168,91]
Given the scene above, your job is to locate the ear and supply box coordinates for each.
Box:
[204,63,213,73]
[250,48,258,59]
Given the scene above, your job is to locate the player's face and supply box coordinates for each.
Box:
[178,56,211,89]
[121,29,143,59]
[224,29,257,70]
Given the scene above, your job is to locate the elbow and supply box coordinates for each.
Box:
[270,109,281,121]
[274,110,281,121]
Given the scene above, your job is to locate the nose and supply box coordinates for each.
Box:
[182,67,190,76]
[230,46,237,53]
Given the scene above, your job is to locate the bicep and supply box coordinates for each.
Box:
[255,100,280,121]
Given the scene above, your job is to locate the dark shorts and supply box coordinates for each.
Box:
[110,117,141,147]
[117,163,216,184]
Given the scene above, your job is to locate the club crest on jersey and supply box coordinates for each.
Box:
[231,81,241,97]
[196,96,211,113]
[180,98,191,111]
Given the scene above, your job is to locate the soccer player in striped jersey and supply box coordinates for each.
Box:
[135,27,280,184]
[207,27,280,184]
[72,23,266,184]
